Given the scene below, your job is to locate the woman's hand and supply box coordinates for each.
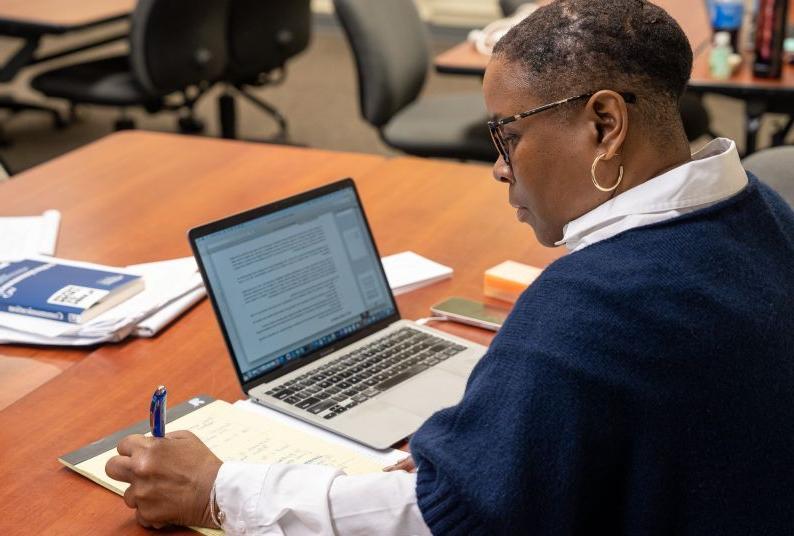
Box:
[105,430,222,529]
[383,455,416,473]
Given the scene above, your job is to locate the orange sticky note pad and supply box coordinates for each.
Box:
[484,260,543,303]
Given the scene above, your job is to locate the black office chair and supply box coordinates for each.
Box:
[218,0,311,140]
[743,146,794,207]
[333,0,496,161]
[30,0,229,132]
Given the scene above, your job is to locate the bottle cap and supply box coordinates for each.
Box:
[714,31,731,47]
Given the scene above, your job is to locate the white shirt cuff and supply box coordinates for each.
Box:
[214,462,430,536]
[330,470,431,536]
[215,461,343,536]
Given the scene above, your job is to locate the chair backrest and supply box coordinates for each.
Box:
[130,0,229,95]
[333,0,429,128]
[742,146,794,207]
[226,0,312,83]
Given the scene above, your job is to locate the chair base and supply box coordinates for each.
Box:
[0,94,67,145]
[110,111,206,135]
[218,86,288,142]
[178,115,205,134]
[114,117,136,131]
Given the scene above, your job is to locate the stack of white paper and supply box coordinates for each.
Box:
[0,210,60,260]
[0,250,452,347]
[0,256,206,346]
[381,251,453,295]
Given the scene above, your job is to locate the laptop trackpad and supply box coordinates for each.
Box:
[380,368,466,418]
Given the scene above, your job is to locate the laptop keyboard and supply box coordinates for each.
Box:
[264,327,467,420]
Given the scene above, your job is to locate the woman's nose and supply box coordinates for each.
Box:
[492,155,514,184]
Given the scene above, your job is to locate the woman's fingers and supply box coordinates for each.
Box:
[383,455,416,472]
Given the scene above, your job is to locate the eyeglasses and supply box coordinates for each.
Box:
[487,91,637,166]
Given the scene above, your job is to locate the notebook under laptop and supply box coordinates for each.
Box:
[189,178,486,449]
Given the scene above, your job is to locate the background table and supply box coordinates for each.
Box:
[434,0,794,155]
[0,131,563,535]
[0,0,132,35]
[435,0,712,76]
[687,8,794,154]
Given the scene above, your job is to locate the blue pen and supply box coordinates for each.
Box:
[150,385,167,438]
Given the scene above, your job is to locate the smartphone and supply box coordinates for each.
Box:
[430,297,509,331]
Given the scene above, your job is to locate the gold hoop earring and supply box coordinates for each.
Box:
[591,153,623,192]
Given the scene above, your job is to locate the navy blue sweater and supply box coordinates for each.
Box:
[410,177,794,535]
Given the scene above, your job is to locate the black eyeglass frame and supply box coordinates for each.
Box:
[487,91,637,165]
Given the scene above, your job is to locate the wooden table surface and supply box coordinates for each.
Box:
[0,131,562,535]
[689,50,794,95]
[0,0,133,32]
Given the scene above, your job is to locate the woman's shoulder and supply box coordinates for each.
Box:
[499,179,794,365]
[540,177,792,283]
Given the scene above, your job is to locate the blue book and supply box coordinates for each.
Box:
[0,259,144,324]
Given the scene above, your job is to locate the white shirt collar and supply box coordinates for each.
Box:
[556,138,748,252]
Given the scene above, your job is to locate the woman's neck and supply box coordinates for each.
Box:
[614,133,692,196]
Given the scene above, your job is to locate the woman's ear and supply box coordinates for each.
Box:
[586,90,629,159]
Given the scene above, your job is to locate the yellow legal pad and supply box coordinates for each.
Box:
[59,397,388,535]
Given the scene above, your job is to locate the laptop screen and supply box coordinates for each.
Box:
[192,182,397,383]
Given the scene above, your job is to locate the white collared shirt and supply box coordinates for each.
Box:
[215,462,429,535]
[556,138,748,252]
[214,138,748,536]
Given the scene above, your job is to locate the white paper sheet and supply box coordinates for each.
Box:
[381,251,453,295]
[134,286,206,338]
[0,210,60,260]
[0,325,122,346]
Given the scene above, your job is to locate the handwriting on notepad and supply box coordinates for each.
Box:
[184,415,333,464]
[166,400,383,475]
[67,399,388,536]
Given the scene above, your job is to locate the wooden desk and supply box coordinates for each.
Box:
[435,0,712,76]
[0,132,562,534]
[0,0,133,36]
[434,41,489,76]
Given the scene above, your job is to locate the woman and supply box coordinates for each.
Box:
[106,0,794,534]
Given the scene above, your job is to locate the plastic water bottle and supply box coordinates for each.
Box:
[710,31,734,79]
[785,37,794,64]
[709,0,745,52]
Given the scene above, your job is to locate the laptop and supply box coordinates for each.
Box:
[189,178,487,449]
